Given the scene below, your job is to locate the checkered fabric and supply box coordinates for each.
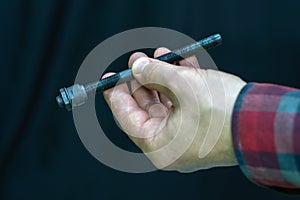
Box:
[232,83,300,193]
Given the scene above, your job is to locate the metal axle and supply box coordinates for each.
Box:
[56,34,222,111]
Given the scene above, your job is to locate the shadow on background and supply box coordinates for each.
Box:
[0,0,299,199]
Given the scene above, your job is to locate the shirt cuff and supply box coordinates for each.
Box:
[231,82,300,191]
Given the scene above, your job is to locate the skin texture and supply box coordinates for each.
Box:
[102,48,246,172]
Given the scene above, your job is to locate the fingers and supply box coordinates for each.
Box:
[102,73,168,147]
[154,47,200,68]
[128,52,147,67]
[153,47,171,58]
[102,73,149,137]
[128,52,168,118]
[153,48,173,109]
[132,57,185,107]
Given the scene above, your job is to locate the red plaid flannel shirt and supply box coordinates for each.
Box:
[232,83,300,194]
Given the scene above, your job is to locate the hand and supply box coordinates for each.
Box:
[102,48,246,172]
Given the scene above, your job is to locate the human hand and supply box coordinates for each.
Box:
[102,48,246,172]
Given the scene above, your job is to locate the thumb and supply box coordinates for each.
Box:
[132,57,185,106]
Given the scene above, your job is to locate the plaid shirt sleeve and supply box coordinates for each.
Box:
[232,83,300,193]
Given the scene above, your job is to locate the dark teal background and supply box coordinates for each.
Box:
[0,0,300,199]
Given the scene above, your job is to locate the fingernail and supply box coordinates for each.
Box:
[132,57,149,74]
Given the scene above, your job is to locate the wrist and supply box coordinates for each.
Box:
[226,80,247,165]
